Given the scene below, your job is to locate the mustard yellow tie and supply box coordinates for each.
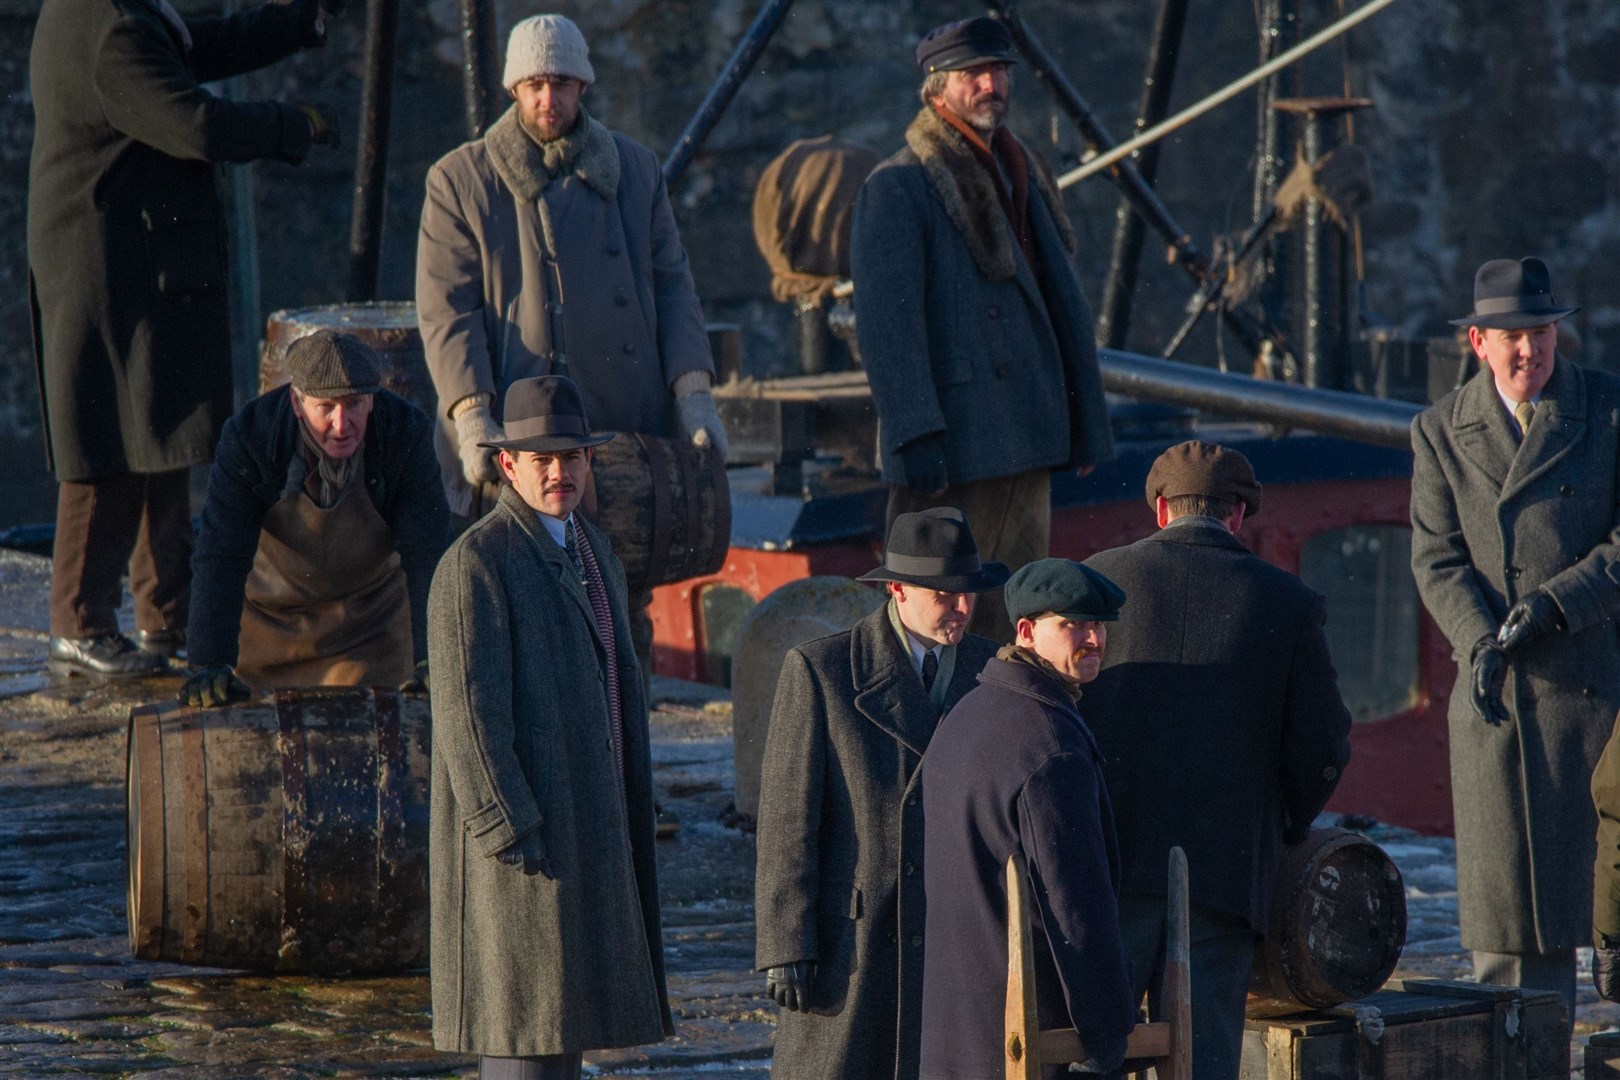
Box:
[1513,399,1535,437]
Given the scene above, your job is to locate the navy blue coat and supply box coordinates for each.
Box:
[919,656,1135,1080]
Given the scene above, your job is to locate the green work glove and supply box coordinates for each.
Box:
[298,103,342,149]
[179,665,251,709]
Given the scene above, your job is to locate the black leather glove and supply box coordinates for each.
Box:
[179,665,251,708]
[1469,636,1510,726]
[1595,935,1620,1002]
[298,104,342,149]
[897,432,949,495]
[765,961,815,1012]
[399,660,429,695]
[1497,590,1564,653]
[495,831,553,879]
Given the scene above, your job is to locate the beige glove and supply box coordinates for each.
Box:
[453,402,504,487]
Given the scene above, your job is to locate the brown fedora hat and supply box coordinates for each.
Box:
[480,376,615,454]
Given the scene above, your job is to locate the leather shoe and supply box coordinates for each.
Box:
[48,634,167,678]
[135,629,186,659]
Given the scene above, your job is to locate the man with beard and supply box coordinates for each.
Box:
[852,16,1114,641]
[754,508,1005,1080]
[179,332,446,704]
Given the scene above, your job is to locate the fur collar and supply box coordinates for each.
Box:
[904,106,1076,281]
[484,105,620,203]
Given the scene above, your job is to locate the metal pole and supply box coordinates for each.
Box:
[1096,0,1189,350]
[662,0,796,187]
[1057,0,1399,188]
[347,0,400,302]
[219,0,261,407]
[459,0,500,139]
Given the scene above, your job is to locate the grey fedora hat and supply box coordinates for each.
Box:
[1449,256,1579,330]
[858,507,1009,593]
[480,376,615,454]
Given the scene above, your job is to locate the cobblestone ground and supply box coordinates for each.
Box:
[0,548,1616,1077]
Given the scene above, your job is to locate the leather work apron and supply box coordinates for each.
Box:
[236,456,412,689]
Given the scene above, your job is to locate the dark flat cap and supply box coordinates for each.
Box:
[1449,256,1579,330]
[1005,559,1125,623]
[480,375,614,454]
[285,330,381,397]
[1145,440,1262,517]
[858,507,1009,593]
[915,16,1017,73]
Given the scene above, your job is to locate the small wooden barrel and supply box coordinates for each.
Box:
[1247,827,1407,1015]
[126,688,431,974]
[259,303,438,418]
[584,433,731,598]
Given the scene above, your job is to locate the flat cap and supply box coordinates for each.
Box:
[1145,440,1262,517]
[915,16,1018,73]
[1005,558,1125,624]
[285,330,381,398]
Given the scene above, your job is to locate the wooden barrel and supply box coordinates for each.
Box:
[1247,827,1407,1016]
[583,432,731,598]
[125,688,431,974]
[259,302,438,418]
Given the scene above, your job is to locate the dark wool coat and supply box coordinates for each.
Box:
[754,605,996,1080]
[1083,523,1353,930]
[186,386,448,670]
[851,107,1114,489]
[1412,359,1620,953]
[919,657,1135,1080]
[427,487,672,1055]
[27,0,318,481]
[416,107,714,516]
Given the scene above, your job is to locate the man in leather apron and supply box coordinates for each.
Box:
[180,331,448,705]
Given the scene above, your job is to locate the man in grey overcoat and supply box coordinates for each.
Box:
[28,0,340,677]
[852,17,1114,641]
[1411,256,1620,1029]
[428,375,672,1079]
[754,508,1004,1080]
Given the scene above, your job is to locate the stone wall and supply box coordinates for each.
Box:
[3,0,1620,525]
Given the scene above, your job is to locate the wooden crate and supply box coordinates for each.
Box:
[1239,979,1567,1079]
[1587,1030,1620,1078]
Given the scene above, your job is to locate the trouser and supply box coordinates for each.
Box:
[478,1053,582,1079]
[886,468,1050,644]
[1473,948,1576,1043]
[50,470,191,640]
[1119,895,1257,1080]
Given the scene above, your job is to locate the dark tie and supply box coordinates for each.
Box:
[921,649,939,693]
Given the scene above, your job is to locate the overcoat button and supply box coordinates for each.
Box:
[987,304,1000,318]
[1561,484,1576,496]
[995,363,1010,377]
[1323,766,1337,781]
[615,292,629,307]
[1585,687,1596,698]
[1506,566,1521,580]
[911,935,923,947]
[904,862,916,876]
[624,343,637,355]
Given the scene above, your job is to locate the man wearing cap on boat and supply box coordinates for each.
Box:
[1411,256,1620,1029]
[180,331,447,705]
[753,508,1004,1080]
[426,375,670,1079]
[852,15,1114,642]
[1083,440,1353,1080]
[919,558,1135,1078]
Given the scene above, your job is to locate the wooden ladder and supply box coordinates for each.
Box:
[1004,846,1192,1080]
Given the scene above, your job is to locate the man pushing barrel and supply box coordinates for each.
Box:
[180,331,448,704]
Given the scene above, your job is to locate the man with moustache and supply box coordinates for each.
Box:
[852,16,1113,640]
[427,375,671,1079]
[1082,441,1352,1080]
[919,559,1135,1079]
[1411,256,1620,1032]
[754,508,1004,1080]
[180,331,447,704]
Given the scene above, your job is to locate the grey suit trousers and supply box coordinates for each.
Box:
[478,1053,583,1080]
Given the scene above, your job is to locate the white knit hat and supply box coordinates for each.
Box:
[503,14,595,88]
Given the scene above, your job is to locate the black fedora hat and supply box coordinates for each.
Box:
[480,376,615,453]
[915,16,1018,74]
[858,507,1009,593]
[1449,256,1579,330]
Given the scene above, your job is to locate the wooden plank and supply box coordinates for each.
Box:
[1587,1029,1620,1080]
[1163,846,1192,1080]
[1004,853,1038,1080]
[1521,997,1570,1080]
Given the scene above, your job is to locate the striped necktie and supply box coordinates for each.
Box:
[1513,399,1535,438]
[571,520,625,786]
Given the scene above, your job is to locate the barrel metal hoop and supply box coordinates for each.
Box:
[675,436,701,570]
[373,689,406,942]
[277,690,309,967]
[131,706,166,959]
[179,710,209,963]
[639,434,674,590]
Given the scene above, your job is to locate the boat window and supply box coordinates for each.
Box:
[702,583,756,689]
[1299,524,1421,724]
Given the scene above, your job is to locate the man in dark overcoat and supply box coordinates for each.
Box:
[427,376,671,1079]
[919,560,1135,1079]
[1411,256,1620,1028]
[754,508,1005,1080]
[1083,441,1353,1080]
[852,17,1114,641]
[27,0,340,677]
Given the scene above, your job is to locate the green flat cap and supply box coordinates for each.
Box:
[285,330,382,398]
[1004,558,1125,623]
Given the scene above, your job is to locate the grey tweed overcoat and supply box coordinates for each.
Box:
[427,485,672,1054]
[754,603,996,1080]
[1411,358,1620,953]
